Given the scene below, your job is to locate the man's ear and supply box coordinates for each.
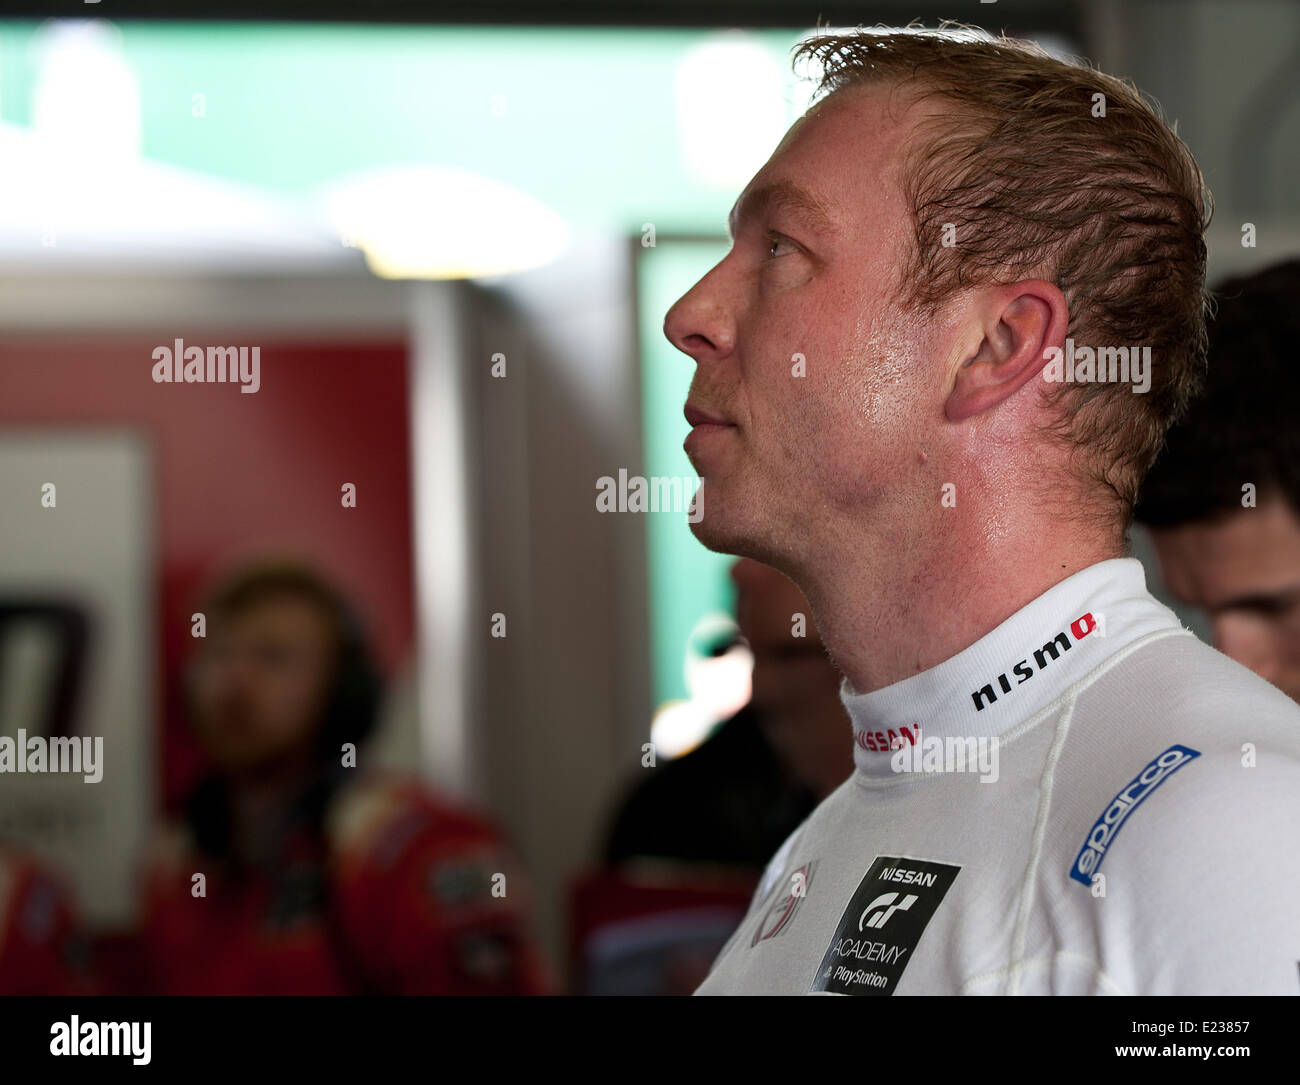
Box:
[945,280,1069,423]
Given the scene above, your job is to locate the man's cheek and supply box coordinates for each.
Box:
[758,260,816,297]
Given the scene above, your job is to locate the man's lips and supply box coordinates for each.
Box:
[683,403,736,459]
[684,403,734,428]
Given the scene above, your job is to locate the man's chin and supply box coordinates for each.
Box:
[688,513,740,556]
[688,484,763,559]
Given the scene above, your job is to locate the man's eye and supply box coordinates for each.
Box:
[764,232,796,260]
[1263,596,1300,619]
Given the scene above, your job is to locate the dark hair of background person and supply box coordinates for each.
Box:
[1135,259,1300,528]
[182,561,384,861]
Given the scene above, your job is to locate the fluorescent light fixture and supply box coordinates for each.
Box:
[322,166,571,280]
[674,30,792,189]
[31,19,141,166]
[0,123,356,271]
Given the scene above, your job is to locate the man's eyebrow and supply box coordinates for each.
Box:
[727,179,835,240]
[1212,586,1300,613]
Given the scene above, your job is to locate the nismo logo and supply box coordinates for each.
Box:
[969,612,1098,712]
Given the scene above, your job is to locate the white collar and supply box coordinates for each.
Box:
[839,558,1183,778]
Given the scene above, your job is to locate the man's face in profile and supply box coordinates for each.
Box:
[1149,496,1300,702]
[664,85,948,566]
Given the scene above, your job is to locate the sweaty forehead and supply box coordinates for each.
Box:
[736,85,915,240]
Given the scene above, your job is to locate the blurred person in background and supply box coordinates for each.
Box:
[587,558,850,995]
[0,844,97,995]
[1137,259,1300,703]
[137,561,550,995]
[605,557,850,867]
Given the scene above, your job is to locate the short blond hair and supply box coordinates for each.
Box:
[793,25,1212,524]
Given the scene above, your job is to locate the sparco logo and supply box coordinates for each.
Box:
[970,612,1098,712]
[1069,744,1200,886]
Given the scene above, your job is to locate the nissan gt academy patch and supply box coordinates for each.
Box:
[810,856,960,995]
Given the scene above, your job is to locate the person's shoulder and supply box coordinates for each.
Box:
[1057,632,1300,880]
[1068,631,1300,848]
[326,772,536,948]
[603,709,797,865]
[1082,742,1300,992]
[1052,641,1300,992]
[991,605,1300,992]
[325,770,502,863]
[611,712,767,811]
[1077,628,1300,752]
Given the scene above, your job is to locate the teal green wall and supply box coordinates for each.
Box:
[0,22,804,236]
[637,238,736,708]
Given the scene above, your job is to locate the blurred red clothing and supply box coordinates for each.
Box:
[139,774,551,995]
[0,846,96,995]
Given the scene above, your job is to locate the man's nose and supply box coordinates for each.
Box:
[662,269,736,364]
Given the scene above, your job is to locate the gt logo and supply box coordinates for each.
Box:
[816,857,960,995]
[859,892,917,930]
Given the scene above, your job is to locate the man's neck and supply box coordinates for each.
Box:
[799,520,1123,695]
